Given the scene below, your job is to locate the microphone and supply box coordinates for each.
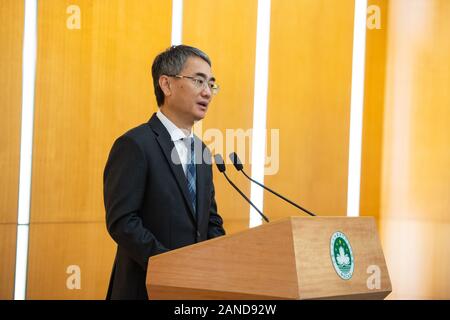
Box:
[214,154,270,223]
[229,152,317,217]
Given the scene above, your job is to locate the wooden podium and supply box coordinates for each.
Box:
[146,217,391,299]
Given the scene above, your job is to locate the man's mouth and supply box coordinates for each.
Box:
[197,101,208,109]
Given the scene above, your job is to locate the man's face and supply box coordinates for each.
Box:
[165,56,215,123]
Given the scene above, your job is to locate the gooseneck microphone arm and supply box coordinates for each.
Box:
[214,154,270,223]
[229,152,316,217]
[241,169,316,217]
[222,171,270,223]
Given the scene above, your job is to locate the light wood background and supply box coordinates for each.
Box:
[360,0,450,299]
[360,0,388,222]
[1,0,449,300]
[0,0,24,299]
[376,0,450,299]
[264,0,355,219]
[183,0,258,235]
[27,0,172,299]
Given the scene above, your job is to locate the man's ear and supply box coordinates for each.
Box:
[159,75,171,97]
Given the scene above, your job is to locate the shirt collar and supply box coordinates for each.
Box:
[156,110,193,142]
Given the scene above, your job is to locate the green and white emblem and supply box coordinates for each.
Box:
[330,231,354,280]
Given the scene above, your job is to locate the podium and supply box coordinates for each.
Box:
[146,217,391,299]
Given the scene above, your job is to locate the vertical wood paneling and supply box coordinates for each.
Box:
[0,0,23,223]
[0,0,24,300]
[32,0,172,223]
[360,0,388,220]
[0,225,17,299]
[380,0,450,299]
[26,223,115,299]
[183,0,258,234]
[27,0,172,299]
[264,0,355,220]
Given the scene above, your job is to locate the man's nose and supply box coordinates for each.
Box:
[201,84,212,99]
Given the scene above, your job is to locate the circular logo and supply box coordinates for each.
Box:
[330,231,354,280]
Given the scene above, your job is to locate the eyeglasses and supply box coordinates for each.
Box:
[168,75,220,95]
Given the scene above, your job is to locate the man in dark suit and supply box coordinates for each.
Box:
[103,45,226,300]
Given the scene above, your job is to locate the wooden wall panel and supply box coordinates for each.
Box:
[28,0,172,299]
[264,0,355,220]
[27,223,115,299]
[379,0,450,299]
[360,0,388,220]
[32,0,172,223]
[183,0,258,234]
[0,0,23,223]
[0,225,17,299]
[0,0,24,300]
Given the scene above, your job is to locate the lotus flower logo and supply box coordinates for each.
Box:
[336,246,350,266]
[330,232,354,280]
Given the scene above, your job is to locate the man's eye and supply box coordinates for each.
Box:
[195,79,204,85]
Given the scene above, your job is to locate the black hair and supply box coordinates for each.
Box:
[151,45,211,106]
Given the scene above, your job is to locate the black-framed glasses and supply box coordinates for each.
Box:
[168,75,220,95]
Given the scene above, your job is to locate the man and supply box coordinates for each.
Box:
[103,45,226,300]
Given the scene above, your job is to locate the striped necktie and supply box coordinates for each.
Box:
[185,137,196,215]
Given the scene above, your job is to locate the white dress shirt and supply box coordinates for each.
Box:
[156,110,193,176]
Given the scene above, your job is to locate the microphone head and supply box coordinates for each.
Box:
[214,154,226,173]
[229,152,243,171]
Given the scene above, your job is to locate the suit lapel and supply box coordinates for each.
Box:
[195,136,206,227]
[148,114,197,223]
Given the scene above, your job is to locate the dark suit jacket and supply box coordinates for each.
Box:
[103,113,226,300]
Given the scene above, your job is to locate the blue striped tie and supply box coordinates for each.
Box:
[185,137,196,215]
